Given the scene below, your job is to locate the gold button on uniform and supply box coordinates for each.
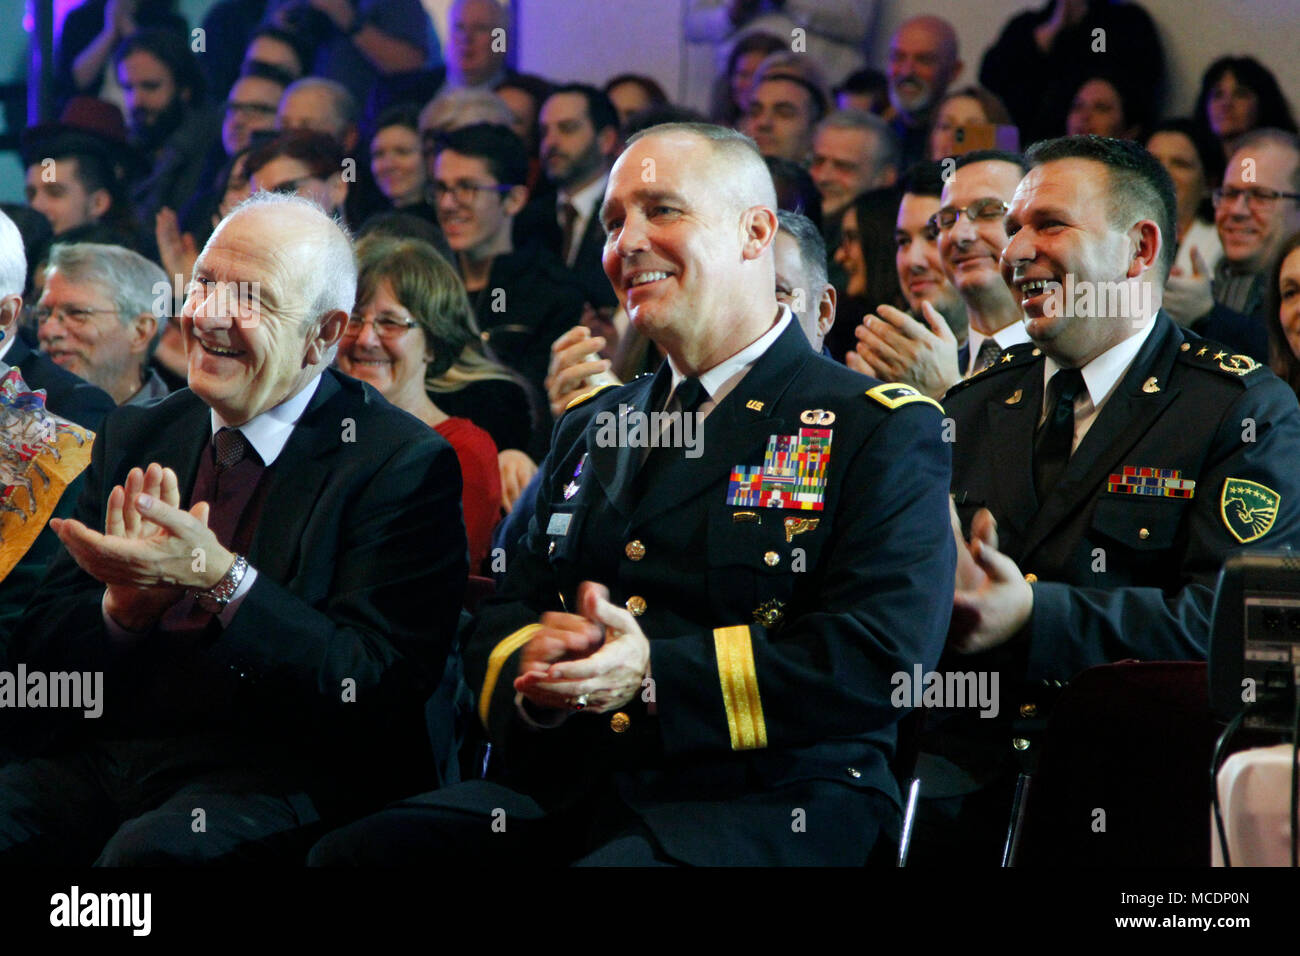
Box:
[1012,737,1030,751]
[626,595,646,616]
[610,712,630,733]
[1019,703,1037,718]
[1180,342,1190,352]
[1024,572,1038,583]
[764,551,779,566]
[625,540,646,561]
[1139,528,1150,540]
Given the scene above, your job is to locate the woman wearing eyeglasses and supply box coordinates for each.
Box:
[336,235,505,572]
[828,188,907,364]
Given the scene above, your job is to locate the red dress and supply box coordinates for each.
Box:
[434,416,501,573]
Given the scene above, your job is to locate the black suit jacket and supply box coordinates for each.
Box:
[12,370,468,811]
[466,319,956,864]
[515,187,619,313]
[6,337,115,432]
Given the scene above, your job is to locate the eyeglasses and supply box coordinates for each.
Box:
[34,305,119,326]
[928,198,1010,233]
[431,181,514,205]
[224,101,277,118]
[1212,186,1300,210]
[343,315,418,339]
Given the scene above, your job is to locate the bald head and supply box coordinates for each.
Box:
[889,15,962,122]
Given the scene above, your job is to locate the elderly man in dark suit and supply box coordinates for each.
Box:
[311,122,955,866]
[0,192,467,864]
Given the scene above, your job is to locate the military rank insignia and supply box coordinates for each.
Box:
[1106,466,1195,499]
[1220,478,1280,543]
[726,428,831,511]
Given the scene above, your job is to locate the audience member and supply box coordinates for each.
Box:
[1195,55,1297,161]
[277,77,359,152]
[774,209,837,352]
[927,85,1013,162]
[36,243,170,406]
[336,235,501,570]
[709,31,785,125]
[21,98,151,255]
[221,65,287,158]
[1267,230,1300,395]
[887,15,963,169]
[444,0,511,90]
[2,192,467,864]
[242,26,309,81]
[741,73,826,164]
[980,0,1164,147]
[1064,74,1147,141]
[432,123,583,468]
[603,74,669,130]
[308,120,954,868]
[810,108,899,234]
[828,186,904,361]
[1146,119,1224,279]
[494,73,554,161]
[1166,129,1300,361]
[197,0,272,98]
[765,155,823,230]
[246,130,349,219]
[370,104,433,217]
[927,135,1300,863]
[834,66,890,115]
[531,84,621,316]
[55,0,187,111]
[846,160,969,388]
[114,29,219,230]
[418,88,516,152]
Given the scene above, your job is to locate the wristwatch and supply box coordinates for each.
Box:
[193,554,248,614]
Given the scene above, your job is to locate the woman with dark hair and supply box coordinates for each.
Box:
[369,103,433,218]
[1065,73,1147,141]
[1195,56,1298,160]
[1266,230,1300,396]
[711,32,786,125]
[604,74,669,129]
[829,188,905,363]
[55,0,188,110]
[245,129,348,217]
[928,85,1014,161]
[1146,119,1224,278]
[337,235,505,570]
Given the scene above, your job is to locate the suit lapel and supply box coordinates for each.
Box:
[979,362,1044,541]
[1021,315,1182,559]
[588,370,659,517]
[246,372,344,580]
[630,320,813,528]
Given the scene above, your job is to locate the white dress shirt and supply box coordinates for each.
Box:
[557,174,608,267]
[1040,317,1158,453]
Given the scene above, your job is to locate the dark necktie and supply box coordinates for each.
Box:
[972,338,1002,375]
[214,426,249,472]
[559,200,579,266]
[634,377,708,496]
[1033,367,1085,502]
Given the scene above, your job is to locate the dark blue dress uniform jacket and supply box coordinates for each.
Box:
[465,318,957,865]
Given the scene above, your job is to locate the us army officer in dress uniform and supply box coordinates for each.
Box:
[309,123,957,867]
[921,136,1300,863]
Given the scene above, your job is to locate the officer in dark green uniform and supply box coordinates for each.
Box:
[309,122,956,867]
[922,136,1300,863]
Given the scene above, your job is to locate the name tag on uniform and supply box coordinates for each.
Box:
[547,513,572,536]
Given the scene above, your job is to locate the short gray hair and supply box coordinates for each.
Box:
[777,209,828,290]
[47,242,168,328]
[0,210,24,299]
[625,122,778,209]
[222,192,356,343]
[282,77,358,133]
[1231,127,1300,191]
[817,109,901,179]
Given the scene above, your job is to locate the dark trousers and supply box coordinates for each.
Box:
[0,737,324,865]
[308,779,676,867]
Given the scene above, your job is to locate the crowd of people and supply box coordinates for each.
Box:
[0,0,1299,867]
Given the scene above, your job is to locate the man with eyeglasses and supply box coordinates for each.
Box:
[432,122,584,463]
[221,68,286,157]
[1164,128,1300,361]
[36,242,171,407]
[851,150,1026,399]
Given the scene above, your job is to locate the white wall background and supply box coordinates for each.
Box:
[519,0,1300,121]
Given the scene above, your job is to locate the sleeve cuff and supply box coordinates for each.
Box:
[217,565,257,628]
